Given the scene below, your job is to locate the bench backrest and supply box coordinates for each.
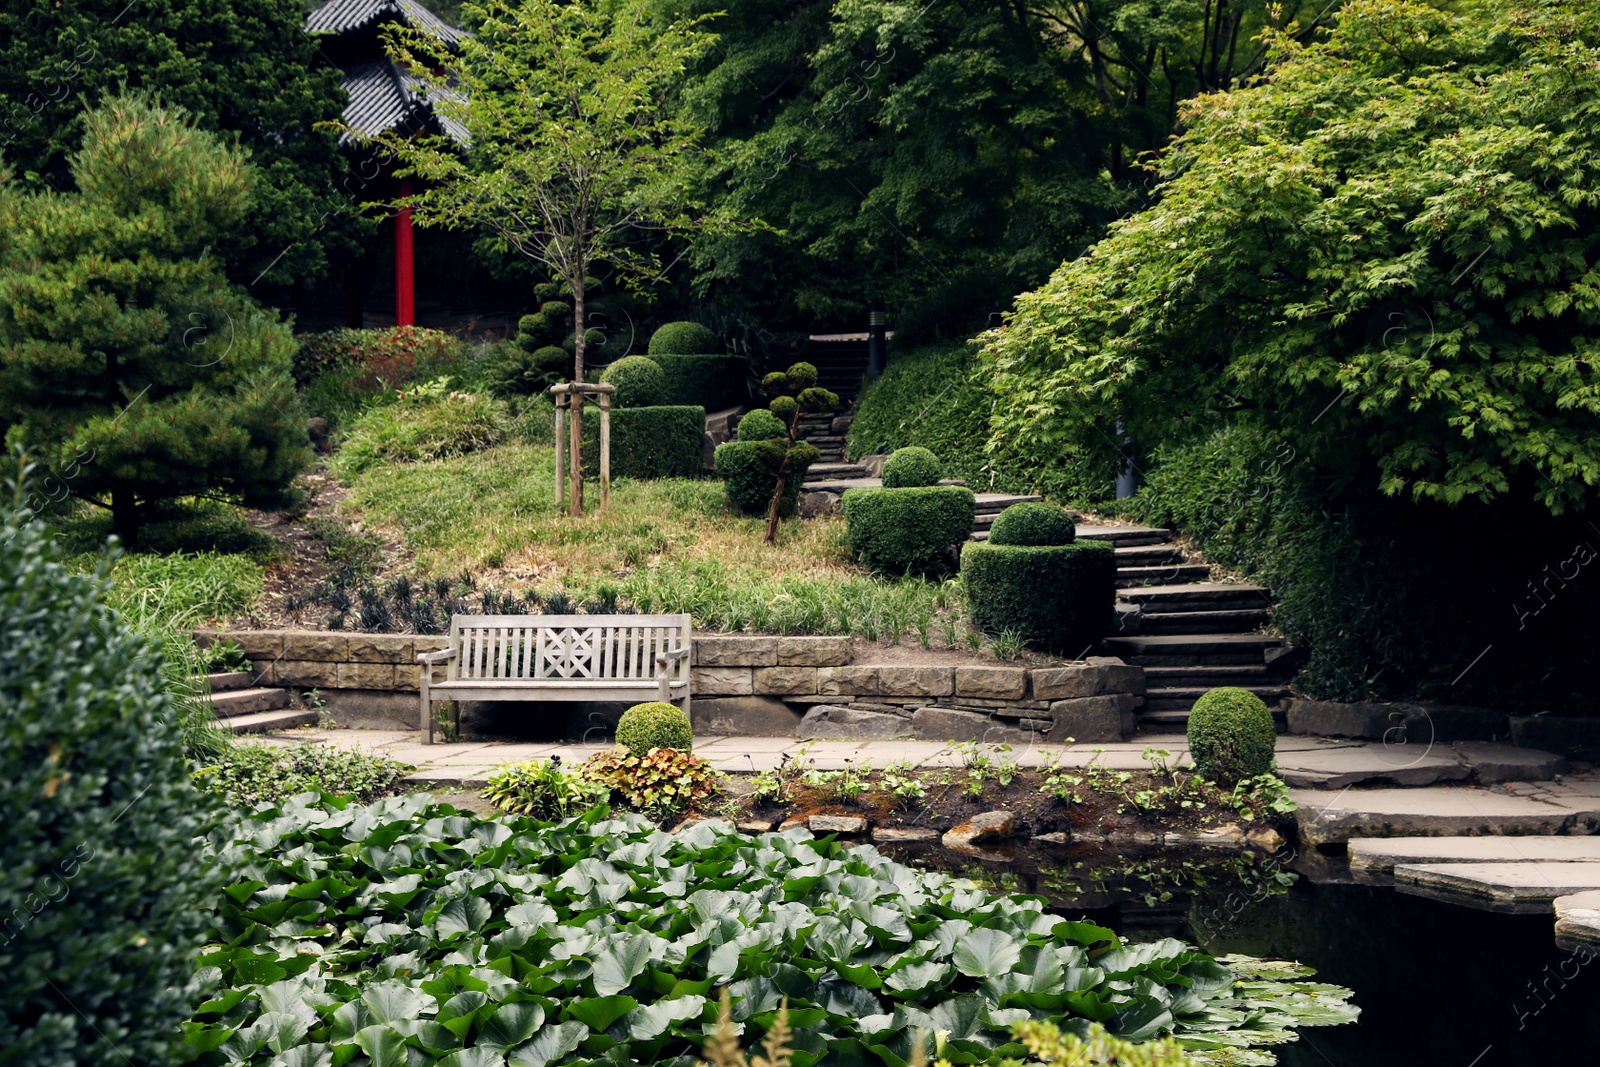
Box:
[446,614,692,684]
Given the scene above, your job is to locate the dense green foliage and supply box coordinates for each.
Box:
[961,540,1115,651]
[0,96,310,543]
[843,485,975,576]
[1,497,216,1067]
[985,0,1600,515]
[879,446,942,489]
[482,342,571,400]
[294,327,469,389]
[736,408,787,442]
[651,353,751,410]
[195,744,414,807]
[1187,688,1279,787]
[0,0,355,290]
[648,320,719,355]
[334,391,510,477]
[614,700,695,756]
[483,758,609,820]
[183,796,1352,1064]
[848,345,1026,494]
[600,355,668,409]
[583,405,706,480]
[714,438,795,515]
[580,746,725,819]
[989,503,1076,548]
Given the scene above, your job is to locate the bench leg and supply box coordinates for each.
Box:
[420,675,433,744]
[679,691,691,721]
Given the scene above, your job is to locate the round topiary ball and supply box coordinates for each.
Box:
[881,446,942,488]
[737,408,786,442]
[648,321,718,355]
[599,355,666,408]
[1186,687,1278,786]
[615,701,694,755]
[989,501,1076,546]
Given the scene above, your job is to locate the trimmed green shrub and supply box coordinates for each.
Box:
[737,408,786,442]
[582,404,706,480]
[1,500,216,1066]
[482,341,571,397]
[961,539,1115,650]
[648,321,719,355]
[1187,687,1278,786]
[615,700,694,755]
[599,355,667,409]
[844,485,976,576]
[880,446,942,488]
[715,438,804,516]
[651,353,751,410]
[990,501,1077,546]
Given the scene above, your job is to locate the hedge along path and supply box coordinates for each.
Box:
[185,794,1355,1066]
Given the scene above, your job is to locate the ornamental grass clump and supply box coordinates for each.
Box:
[1187,687,1278,786]
[614,700,694,755]
[961,501,1113,650]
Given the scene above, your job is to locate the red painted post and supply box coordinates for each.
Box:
[394,177,415,327]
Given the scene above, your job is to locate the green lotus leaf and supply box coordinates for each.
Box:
[508,1021,589,1067]
[952,928,1023,979]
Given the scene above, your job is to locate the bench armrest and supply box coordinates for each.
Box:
[655,647,690,663]
[417,648,459,665]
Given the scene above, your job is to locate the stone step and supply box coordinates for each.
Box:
[1137,706,1289,730]
[1276,747,1469,790]
[1395,862,1600,909]
[803,463,869,483]
[209,686,292,717]
[973,493,1043,512]
[1076,524,1171,547]
[1120,581,1270,605]
[1349,836,1600,872]
[223,708,319,735]
[1292,785,1600,846]
[1143,664,1273,687]
[1140,685,1293,712]
[1116,564,1213,588]
[1115,544,1186,566]
[205,671,254,692]
[1107,633,1280,659]
[1131,608,1274,634]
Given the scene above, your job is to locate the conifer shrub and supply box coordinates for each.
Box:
[0,495,216,1066]
[880,446,942,488]
[614,701,695,755]
[843,485,976,575]
[1187,687,1278,786]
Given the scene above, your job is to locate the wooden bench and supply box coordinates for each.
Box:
[417,613,692,743]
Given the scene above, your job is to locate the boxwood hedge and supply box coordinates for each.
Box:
[647,321,718,355]
[843,485,976,576]
[651,354,751,411]
[582,405,707,480]
[961,539,1116,650]
[180,796,1354,1066]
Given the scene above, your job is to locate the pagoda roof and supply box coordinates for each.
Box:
[338,60,469,147]
[306,0,464,50]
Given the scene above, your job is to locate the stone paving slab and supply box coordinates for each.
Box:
[1349,835,1600,871]
[1554,891,1600,945]
[1276,747,1469,790]
[1393,862,1600,904]
[1293,786,1600,845]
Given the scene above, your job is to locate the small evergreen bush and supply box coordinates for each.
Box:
[1,496,217,1066]
[961,539,1115,650]
[648,321,719,355]
[651,353,750,409]
[714,438,802,516]
[482,341,570,397]
[843,485,976,575]
[599,355,667,409]
[989,501,1077,546]
[582,404,706,480]
[614,701,694,755]
[880,446,943,488]
[736,408,786,441]
[1187,687,1278,786]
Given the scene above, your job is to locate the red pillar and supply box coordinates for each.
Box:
[394,177,415,327]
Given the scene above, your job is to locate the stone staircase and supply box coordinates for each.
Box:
[1074,523,1294,732]
[796,411,852,464]
[204,670,316,734]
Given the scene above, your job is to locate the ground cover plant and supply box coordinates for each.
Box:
[194,744,414,807]
[184,795,1351,1066]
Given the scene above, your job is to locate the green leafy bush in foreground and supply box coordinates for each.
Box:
[844,485,976,576]
[185,796,1354,1066]
[1187,688,1278,787]
[614,700,694,756]
[194,743,414,807]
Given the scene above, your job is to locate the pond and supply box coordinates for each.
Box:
[893,844,1600,1067]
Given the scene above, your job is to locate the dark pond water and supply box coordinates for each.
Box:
[891,845,1600,1067]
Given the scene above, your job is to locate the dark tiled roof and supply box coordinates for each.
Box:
[339,61,469,147]
[306,0,464,49]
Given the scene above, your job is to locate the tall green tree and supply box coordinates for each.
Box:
[376,0,724,514]
[0,95,310,544]
[0,0,356,290]
[983,0,1600,514]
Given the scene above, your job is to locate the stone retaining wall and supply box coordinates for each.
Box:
[197,629,1145,741]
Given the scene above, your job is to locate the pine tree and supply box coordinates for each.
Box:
[0,95,310,544]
